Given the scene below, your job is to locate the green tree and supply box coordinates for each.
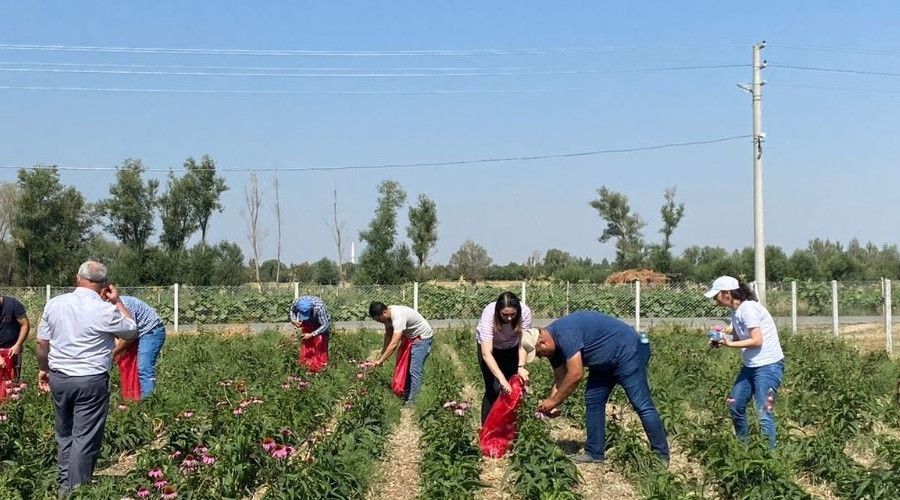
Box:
[159,171,197,252]
[183,155,228,246]
[407,194,438,272]
[12,167,91,285]
[0,182,18,283]
[96,159,159,252]
[543,249,575,277]
[657,187,685,272]
[449,240,493,284]
[589,186,645,269]
[356,180,413,284]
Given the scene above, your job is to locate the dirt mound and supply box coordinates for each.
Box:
[604,269,669,285]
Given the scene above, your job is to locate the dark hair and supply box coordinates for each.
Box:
[368,301,388,318]
[493,291,523,334]
[728,282,757,302]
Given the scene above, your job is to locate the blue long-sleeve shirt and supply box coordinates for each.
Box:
[289,295,331,337]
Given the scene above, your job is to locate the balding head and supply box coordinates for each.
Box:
[76,261,109,292]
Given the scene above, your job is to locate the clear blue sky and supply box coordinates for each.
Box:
[1,1,899,266]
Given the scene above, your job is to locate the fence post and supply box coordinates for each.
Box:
[293,282,299,301]
[634,280,641,331]
[831,280,839,337]
[521,281,527,303]
[565,281,570,315]
[885,279,893,354]
[791,281,798,335]
[45,284,51,303]
[413,282,419,311]
[173,283,179,333]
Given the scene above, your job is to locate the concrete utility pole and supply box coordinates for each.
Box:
[739,41,767,306]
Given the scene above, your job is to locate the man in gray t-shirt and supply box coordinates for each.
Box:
[368,302,434,404]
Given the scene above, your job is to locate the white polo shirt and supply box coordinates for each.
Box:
[38,287,138,376]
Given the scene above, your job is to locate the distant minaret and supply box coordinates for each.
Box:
[350,242,356,264]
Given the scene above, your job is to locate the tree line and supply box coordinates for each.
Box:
[1,165,898,287]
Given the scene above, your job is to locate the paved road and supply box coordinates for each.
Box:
[168,315,899,334]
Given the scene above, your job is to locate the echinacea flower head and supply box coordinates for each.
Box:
[271,444,295,459]
[181,454,199,469]
[153,479,168,490]
[161,485,178,500]
[135,487,151,498]
[261,437,276,452]
[202,454,216,465]
[147,468,164,479]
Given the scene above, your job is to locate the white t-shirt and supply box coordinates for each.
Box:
[731,300,784,368]
[389,305,433,340]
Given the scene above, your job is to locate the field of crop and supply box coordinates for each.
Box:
[1,327,898,499]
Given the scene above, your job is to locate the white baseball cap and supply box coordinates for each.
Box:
[704,275,740,298]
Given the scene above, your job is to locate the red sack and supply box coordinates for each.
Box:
[479,375,525,458]
[298,322,329,373]
[117,342,141,401]
[0,349,13,401]
[391,337,413,397]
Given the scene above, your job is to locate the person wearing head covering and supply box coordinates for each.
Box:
[704,276,785,448]
[290,295,331,369]
[521,311,669,465]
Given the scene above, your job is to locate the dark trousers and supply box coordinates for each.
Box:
[477,343,520,424]
[49,371,110,493]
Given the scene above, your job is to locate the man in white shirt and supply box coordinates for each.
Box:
[37,261,138,495]
[368,302,434,404]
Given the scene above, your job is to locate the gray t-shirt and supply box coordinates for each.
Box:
[389,305,433,340]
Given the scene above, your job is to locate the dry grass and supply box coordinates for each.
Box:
[366,407,423,500]
[549,419,638,500]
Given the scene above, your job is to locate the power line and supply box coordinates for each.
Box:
[0,85,576,95]
[0,41,747,57]
[771,82,900,95]
[770,41,900,57]
[0,63,748,79]
[0,135,749,174]
[769,63,900,78]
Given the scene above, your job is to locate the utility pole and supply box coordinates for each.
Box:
[738,41,767,306]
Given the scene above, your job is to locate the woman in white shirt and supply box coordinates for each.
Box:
[476,291,532,424]
[704,275,785,448]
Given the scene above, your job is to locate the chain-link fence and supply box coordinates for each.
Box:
[2,279,896,353]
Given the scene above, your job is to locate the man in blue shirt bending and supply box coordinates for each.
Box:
[522,311,669,464]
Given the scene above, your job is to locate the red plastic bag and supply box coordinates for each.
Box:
[391,337,413,397]
[479,374,525,458]
[298,322,329,373]
[117,342,141,401]
[0,349,13,401]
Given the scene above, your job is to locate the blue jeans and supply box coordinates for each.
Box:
[728,359,784,448]
[404,336,433,403]
[137,325,166,399]
[584,343,669,461]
